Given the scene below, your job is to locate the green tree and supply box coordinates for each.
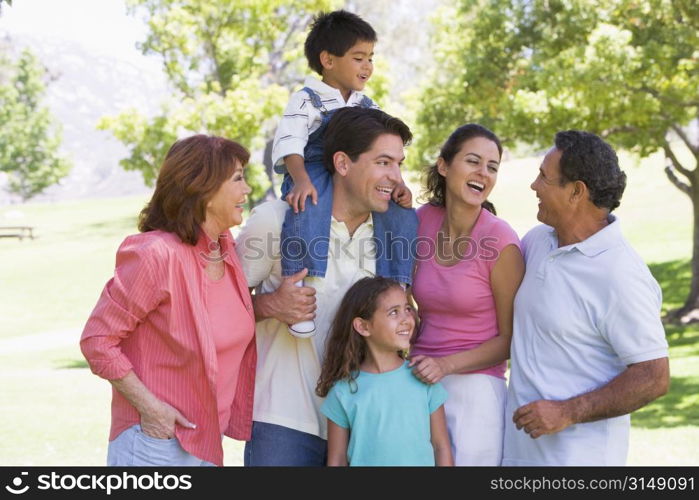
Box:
[99,0,336,204]
[0,49,71,201]
[414,0,699,323]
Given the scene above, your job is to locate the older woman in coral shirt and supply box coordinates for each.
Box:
[410,124,525,465]
[81,135,255,466]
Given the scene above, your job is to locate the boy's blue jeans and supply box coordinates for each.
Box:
[280,160,417,284]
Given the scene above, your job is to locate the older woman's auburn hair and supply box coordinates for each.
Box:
[138,134,250,245]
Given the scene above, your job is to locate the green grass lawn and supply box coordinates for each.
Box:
[1,148,697,465]
[0,196,148,339]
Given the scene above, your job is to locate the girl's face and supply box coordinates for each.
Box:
[359,287,415,352]
[438,136,500,208]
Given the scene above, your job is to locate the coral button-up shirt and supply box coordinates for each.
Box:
[80,228,256,466]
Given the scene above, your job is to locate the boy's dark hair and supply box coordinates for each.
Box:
[323,107,412,174]
[554,130,626,212]
[304,10,377,75]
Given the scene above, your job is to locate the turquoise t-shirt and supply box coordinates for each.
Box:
[320,361,448,466]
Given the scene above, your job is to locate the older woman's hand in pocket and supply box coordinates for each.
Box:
[140,399,196,439]
[409,355,451,384]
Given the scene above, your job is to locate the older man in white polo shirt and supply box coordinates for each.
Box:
[503,130,670,466]
[236,107,415,466]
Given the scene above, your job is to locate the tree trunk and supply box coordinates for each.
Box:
[262,138,277,202]
[249,138,278,207]
[666,174,699,324]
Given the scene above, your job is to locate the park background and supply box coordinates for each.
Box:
[0,0,697,465]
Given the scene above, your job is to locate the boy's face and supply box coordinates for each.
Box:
[321,40,374,97]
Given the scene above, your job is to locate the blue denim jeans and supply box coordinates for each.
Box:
[277,86,417,283]
[106,424,215,466]
[244,421,327,466]
[280,159,418,283]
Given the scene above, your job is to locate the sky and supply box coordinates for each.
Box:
[1,0,156,68]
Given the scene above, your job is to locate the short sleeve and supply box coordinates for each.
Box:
[484,217,521,273]
[427,381,448,413]
[271,91,311,171]
[493,220,521,253]
[320,384,350,428]
[235,201,285,288]
[600,262,669,365]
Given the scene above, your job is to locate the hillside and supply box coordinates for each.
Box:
[0,33,166,203]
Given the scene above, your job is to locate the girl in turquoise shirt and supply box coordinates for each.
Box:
[316,277,453,466]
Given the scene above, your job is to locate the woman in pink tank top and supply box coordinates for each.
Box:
[409,124,525,465]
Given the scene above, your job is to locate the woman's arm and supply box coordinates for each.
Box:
[81,238,164,379]
[110,371,196,439]
[430,406,453,466]
[410,244,524,383]
[81,238,195,438]
[326,420,349,466]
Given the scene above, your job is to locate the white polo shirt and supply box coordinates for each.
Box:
[503,217,668,466]
[235,200,375,438]
[271,76,378,170]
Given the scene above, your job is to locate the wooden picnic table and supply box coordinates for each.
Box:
[0,226,35,241]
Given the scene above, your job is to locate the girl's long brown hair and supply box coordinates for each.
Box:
[316,277,404,397]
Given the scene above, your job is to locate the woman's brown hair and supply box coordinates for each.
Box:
[138,135,250,245]
[316,277,405,398]
[422,123,502,215]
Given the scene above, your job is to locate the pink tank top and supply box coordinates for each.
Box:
[206,268,255,432]
[411,204,520,379]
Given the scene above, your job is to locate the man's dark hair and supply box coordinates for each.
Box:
[323,107,412,174]
[304,10,377,75]
[554,130,626,212]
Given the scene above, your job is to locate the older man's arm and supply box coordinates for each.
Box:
[249,268,316,324]
[235,200,316,325]
[513,357,669,439]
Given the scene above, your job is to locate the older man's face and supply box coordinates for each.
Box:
[530,147,573,228]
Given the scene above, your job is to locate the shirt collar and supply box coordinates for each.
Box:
[550,214,621,257]
[331,213,374,235]
[303,75,364,104]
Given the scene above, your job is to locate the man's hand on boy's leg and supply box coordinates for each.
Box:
[392,183,413,208]
[286,178,318,213]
